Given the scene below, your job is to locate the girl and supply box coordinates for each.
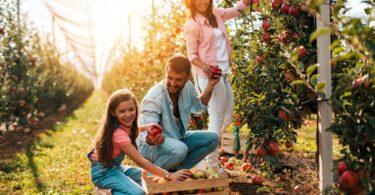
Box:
[184,0,251,170]
[88,89,191,195]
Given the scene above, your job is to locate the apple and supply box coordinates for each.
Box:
[0,26,4,35]
[268,141,279,156]
[158,178,168,184]
[294,45,308,58]
[262,32,271,43]
[337,162,348,176]
[262,20,270,31]
[256,55,265,64]
[251,0,259,4]
[256,147,267,157]
[280,3,289,14]
[219,156,229,163]
[196,189,206,194]
[278,31,291,44]
[224,162,234,169]
[241,163,253,172]
[149,125,162,138]
[338,170,360,190]
[271,0,282,10]
[228,157,237,163]
[193,170,206,179]
[278,110,288,121]
[284,70,296,83]
[288,6,300,17]
[252,175,263,185]
[210,65,221,77]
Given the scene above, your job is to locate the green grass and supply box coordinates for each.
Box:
[0,91,107,194]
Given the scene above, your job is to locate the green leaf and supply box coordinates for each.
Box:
[291,80,305,86]
[309,27,330,43]
[316,82,326,92]
[306,64,318,78]
[310,75,318,86]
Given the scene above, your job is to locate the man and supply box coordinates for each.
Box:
[137,55,220,171]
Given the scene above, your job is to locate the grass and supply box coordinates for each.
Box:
[0,91,107,194]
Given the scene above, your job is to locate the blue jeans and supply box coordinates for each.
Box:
[88,151,145,195]
[138,131,219,170]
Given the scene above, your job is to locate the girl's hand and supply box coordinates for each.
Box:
[168,169,192,181]
[202,64,213,78]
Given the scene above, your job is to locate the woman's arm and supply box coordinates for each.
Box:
[121,144,192,181]
[215,0,250,21]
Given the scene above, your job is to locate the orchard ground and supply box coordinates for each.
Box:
[0,91,343,194]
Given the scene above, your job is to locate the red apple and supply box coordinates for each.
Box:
[219,156,229,163]
[338,170,360,190]
[262,32,271,43]
[288,6,300,17]
[271,0,282,10]
[278,31,291,44]
[278,110,288,121]
[256,147,267,157]
[268,141,279,156]
[280,3,289,14]
[149,125,162,138]
[210,65,221,76]
[262,20,270,31]
[224,162,234,169]
[337,162,348,176]
[256,55,265,64]
[294,45,308,58]
[0,26,4,35]
[252,175,263,185]
[241,163,253,172]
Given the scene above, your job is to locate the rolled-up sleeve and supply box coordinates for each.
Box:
[188,83,208,113]
[140,98,161,125]
[215,1,247,21]
[184,21,199,62]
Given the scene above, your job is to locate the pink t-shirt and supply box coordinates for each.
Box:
[91,126,132,160]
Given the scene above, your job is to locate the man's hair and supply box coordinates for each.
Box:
[165,55,191,75]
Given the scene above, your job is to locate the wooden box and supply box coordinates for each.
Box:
[220,132,254,155]
[141,172,230,195]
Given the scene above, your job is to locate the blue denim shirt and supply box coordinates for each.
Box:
[137,80,208,144]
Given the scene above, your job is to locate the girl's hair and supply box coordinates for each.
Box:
[189,0,218,28]
[94,89,139,167]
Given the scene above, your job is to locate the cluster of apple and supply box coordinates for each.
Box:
[336,162,366,194]
[151,169,224,194]
[219,156,252,172]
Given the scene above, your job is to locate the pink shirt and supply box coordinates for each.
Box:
[91,125,132,160]
[184,2,247,78]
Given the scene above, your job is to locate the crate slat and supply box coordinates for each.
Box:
[142,172,229,194]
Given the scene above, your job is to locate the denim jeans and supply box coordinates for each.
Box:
[88,151,145,195]
[197,74,234,168]
[138,130,219,170]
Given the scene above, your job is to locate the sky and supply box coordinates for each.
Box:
[19,0,370,87]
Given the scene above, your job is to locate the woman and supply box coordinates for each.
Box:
[184,0,251,170]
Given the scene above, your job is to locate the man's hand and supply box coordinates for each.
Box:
[207,68,221,87]
[146,129,165,145]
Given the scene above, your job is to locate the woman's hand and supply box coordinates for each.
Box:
[202,64,213,78]
[167,169,192,181]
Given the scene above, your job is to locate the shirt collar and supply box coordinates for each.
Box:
[118,124,131,132]
[194,13,208,25]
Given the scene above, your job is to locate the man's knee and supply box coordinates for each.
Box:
[171,143,188,160]
[206,132,220,146]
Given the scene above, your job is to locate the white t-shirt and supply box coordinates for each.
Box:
[213,28,230,74]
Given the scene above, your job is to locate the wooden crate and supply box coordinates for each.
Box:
[141,172,230,195]
[220,132,254,155]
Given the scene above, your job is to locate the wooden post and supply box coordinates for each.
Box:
[317,1,333,192]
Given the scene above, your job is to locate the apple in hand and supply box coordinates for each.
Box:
[210,65,221,78]
[149,125,162,138]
